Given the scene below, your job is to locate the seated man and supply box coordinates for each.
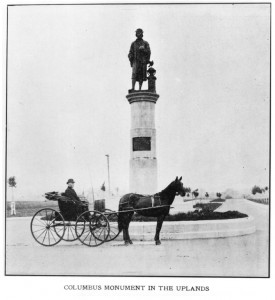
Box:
[64,178,81,203]
[60,178,85,219]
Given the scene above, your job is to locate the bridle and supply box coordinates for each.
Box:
[175,183,185,196]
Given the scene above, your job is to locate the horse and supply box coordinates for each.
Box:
[117,176,186,245]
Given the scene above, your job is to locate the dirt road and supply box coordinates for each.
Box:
[6,199,269,276]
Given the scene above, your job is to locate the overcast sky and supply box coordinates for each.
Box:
[7,3,270,200]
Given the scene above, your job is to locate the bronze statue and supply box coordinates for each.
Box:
[128,28,152,91]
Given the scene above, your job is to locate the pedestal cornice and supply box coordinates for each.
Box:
[126,91,159,104]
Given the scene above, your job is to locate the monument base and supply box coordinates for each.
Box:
[127,91,159,195]
[130,158,157,194]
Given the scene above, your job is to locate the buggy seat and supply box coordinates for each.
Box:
[45,192,89,221]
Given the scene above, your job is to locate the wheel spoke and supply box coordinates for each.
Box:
[48,218,57,227]
[36,228,47,240]
[88,233,94,246]
[82,230,92,243]
[49,228,57,243]
[45,210,50,226]
[33,227,46,234]
[42,230,48,244]
[55,226,64,234]
[96,227,104,240]
[49,210,54,224]
[34,218,47,226]
[92,232,98,245]
[69,226,76,239]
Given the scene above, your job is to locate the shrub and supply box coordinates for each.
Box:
[193,202,222,211]
[252,185,262,195]
[211,198,226,202]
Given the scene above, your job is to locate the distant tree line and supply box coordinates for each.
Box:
[251,185,268,195]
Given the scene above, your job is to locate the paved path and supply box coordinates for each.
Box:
[6,199,269,276]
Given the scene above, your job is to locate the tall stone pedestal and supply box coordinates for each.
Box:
[126,91,159,194]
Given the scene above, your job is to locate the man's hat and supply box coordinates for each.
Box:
[135,28,143,33]
[67,178,75,184]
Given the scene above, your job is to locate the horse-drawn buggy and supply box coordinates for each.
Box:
[31,176,186,246]
[30,192,120,247]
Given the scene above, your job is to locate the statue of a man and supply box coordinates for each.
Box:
[128,28,151,91]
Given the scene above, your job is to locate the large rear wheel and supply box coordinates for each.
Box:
[30,208,65,246]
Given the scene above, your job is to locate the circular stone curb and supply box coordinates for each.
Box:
[114,216,256,241]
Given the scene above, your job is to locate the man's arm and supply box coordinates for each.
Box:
[145,42,151,63]
[128,42,134,66]
[72,189,81,202]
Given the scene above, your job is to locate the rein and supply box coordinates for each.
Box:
[114,205,173,214]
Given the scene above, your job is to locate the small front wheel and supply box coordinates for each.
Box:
[30,208,65,246]
[75,210,110,247]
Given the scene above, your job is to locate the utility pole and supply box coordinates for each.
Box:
[105,154,110,195]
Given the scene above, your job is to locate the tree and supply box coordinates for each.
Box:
[205,192,209,198]
[191,189,199,206]
[8,176,16,188]
[192,189,199,198]
[251,185,262,195]
[184,187,191,194]
[216,192,222,198]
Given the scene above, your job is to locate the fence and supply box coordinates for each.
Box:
[247,198,269,205]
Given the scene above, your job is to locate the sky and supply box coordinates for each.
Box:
[6,3,270,200]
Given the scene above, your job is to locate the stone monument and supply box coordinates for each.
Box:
[126,29,159,194]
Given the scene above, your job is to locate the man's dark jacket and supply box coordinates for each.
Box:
[64,186,81,202]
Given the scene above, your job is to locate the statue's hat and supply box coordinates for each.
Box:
[135,28,143,33]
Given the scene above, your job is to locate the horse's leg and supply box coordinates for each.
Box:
[154,214,166,245]
[125,212,134,244]
[121,213,130,245]
[123,228,128,244]
[120,212,133,245]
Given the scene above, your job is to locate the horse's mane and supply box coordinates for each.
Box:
[156,181,174,197]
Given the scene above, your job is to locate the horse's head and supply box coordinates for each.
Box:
[173,176,186,197]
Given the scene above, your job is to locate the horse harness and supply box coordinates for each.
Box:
[120,193,162,210]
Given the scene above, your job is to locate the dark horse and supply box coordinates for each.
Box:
[117,176,186,245]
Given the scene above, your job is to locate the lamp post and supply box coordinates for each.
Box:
[105,154,110,195]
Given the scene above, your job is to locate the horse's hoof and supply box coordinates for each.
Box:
[129,240,133,244]
[124,241,130,246]
[155,240,161,245]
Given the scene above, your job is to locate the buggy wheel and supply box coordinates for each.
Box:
[104,210,120,242]
[75,210,110,247]
[54,221,82,242]
[30,208,65,246]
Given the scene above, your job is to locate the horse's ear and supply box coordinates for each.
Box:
[175,176,178,181]
[179,176,182,181]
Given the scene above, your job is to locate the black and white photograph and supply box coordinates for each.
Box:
[2,0,272,296]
